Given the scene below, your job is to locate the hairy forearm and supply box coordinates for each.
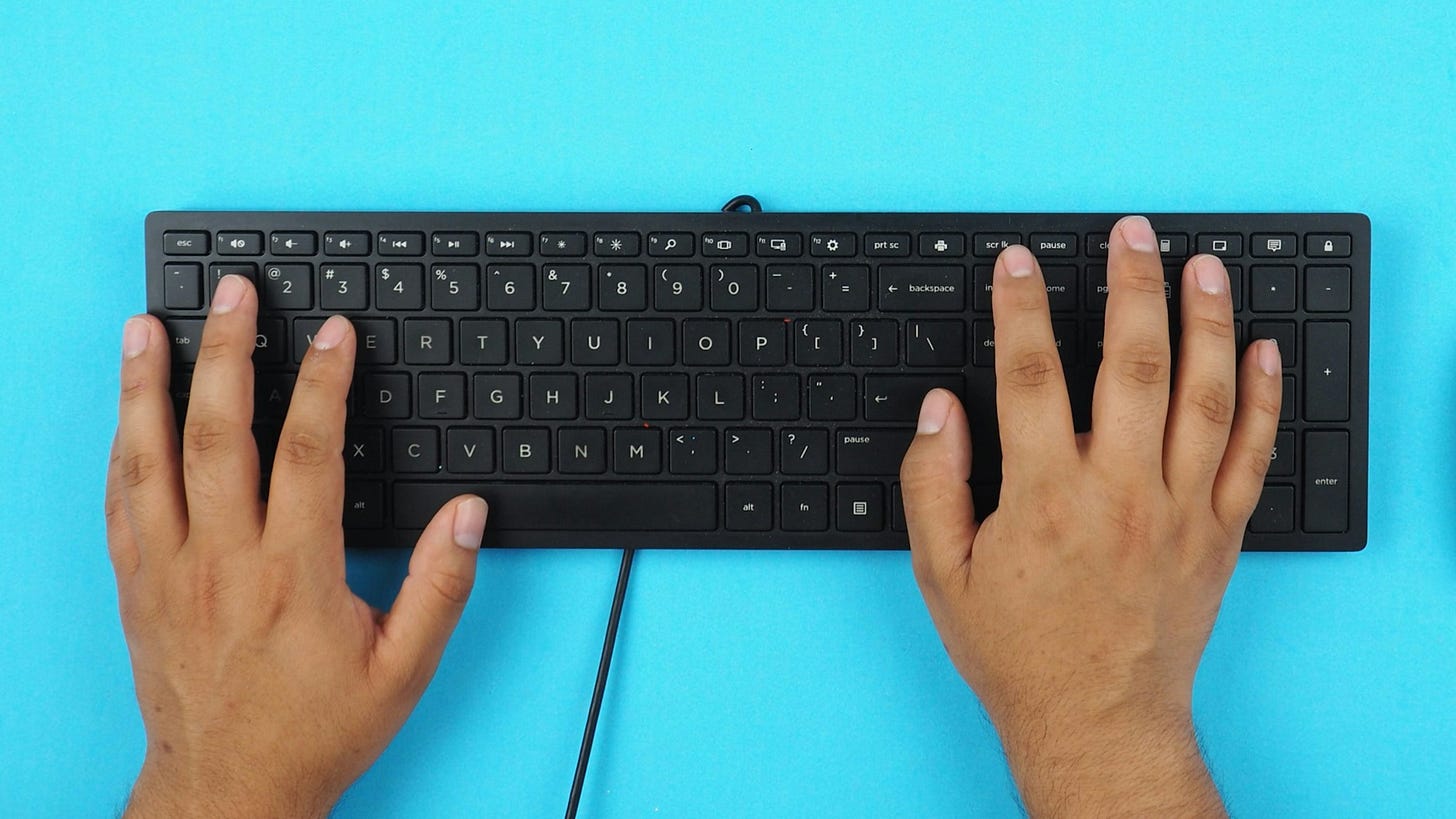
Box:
[997,709,1226,819]
[124,757,334,819]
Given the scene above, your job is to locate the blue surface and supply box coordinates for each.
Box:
[1,2,1453,816]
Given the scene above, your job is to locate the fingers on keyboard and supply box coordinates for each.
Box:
[990,244,1075,471]
[1165,255,1238,497]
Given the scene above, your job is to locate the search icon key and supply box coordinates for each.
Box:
[648,232,694,257]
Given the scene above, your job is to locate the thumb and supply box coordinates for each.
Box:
[377,495,486,690]
[900,389,978,586]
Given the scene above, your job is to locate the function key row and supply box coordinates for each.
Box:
[164,229,1357,260]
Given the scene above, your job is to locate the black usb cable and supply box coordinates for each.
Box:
[564,547,635,819]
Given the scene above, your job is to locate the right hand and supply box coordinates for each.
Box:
[899,216,1281,816]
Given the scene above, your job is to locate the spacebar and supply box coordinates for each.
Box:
[393,482,718,531]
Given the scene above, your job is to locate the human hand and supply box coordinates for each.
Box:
[104,275,488,818]
[900,216,1280,817]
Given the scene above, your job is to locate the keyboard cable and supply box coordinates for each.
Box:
[564,547,635,819]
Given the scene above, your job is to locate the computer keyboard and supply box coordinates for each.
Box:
[145,211,1369,551]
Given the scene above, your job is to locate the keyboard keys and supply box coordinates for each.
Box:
[486,232,531,256]
[755,233,802,257]
[1250,265,1297,312]
[919,233,965,257]
[865,233,912,257]
[709,264,759,311]
[668,429,716,474]
[539,232,586,257]
[822,265,870,312]
[1306,234,1352,257]
[446,428,495,474]
[394,481,718,531]
[781,483,830,531]
[163,318,205,363]
[1196,233,1243,257]
[484,264,532,310]
[541,264,591,311]
[725,483,774,531]
[261,263,312,309]
[702,232,748,257]
[460,318,507,365]
[626,319,674,366]
[1042,265,1077,311]
[515,319,565,366]
[270,231,316,255]
[837,484,884,531]
[639,374,688,419]
[1269,429,1295,477]
[836,428,915,476]
[217,231,263,255]
[1156,234,1190,258]
[163,231,209,255]
[1302,431,1349,533]
[502,428,551,473]
[647,232,694,256]
[655,265,704,310]
[593,232,640,257]
[1249,485,1295,533]
[164,263,203,309]
[863,375,963,421]
[972,233,1019,257]
[724,429,772,474]
[809,232,856,257]
[393,428,440,472]
[404,319,451,365]
[1304,321,1350,421]
[879,265,965,311]
[1250,233,1297,257]
[1029,233,1077,257]
[613,428,661,473]
[319,264,367,310]
[766,264,814,311]
[905,320,963,367]
[323,232,370,255]
[599,265,647,310]
[432,232,478,256]
[1305,266,1351,312]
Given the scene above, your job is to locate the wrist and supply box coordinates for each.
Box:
[126,754,337,819]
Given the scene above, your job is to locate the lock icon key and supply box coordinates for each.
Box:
[1323,239,1334,252]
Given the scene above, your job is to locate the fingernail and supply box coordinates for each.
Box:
[1258,339,1281,376]
[453,497,488,550]
[917,389,952,435]
[1118,215,1157,253]
[999,244,1035,279]
[312,315,349,351]
[1193,255,1228,295]
[211,275,245,314]
[122,317,150,359]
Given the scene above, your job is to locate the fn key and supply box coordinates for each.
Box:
[1303,431,1349,533]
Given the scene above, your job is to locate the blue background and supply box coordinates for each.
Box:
[2,2,1453,816]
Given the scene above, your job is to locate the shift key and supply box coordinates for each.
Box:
[1303,431,1349,533]
[879,265,965,311]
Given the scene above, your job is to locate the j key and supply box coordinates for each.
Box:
[1304,322,1350,422]
[725,483,773,531]
[1306,234,1352,258]
[864,233,911,257]
[821,265,870,312]
[809,233,855,257]
[702,232,748,257]
[485,232,531,255]
[647,232,694,256]
[432,232,478,256]
[163,263,203,309]
[594,232,640,257]
[879,265,965,311]
[1197,234,1243,257]
[863,374,964,421]
[1251,234,1298,257]
[378,232,424,256]
[376,264,424,310]
[919,233,965,257]
[585,373,633,419]
[163,231,209,255]
[1303,431,1349,533]
[323,232,370,255]
[540,232,586,257]
[319,264,368,310]
[710,264,759,311]
[837,484,884,532]
[836,428,915,476]
[261,263,312,309]
[217,231,263,255]
[270,232,316,255]
[394,482,718,532]
[972,233,1019,257]
[756,233,802,256]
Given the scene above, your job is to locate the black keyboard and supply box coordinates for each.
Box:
[145,211,1369,551]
